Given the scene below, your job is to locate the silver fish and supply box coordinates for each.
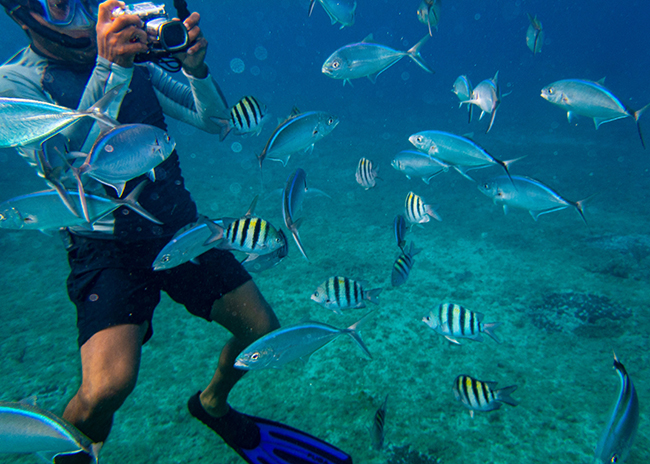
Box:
[216,95,269,141]
[0,398,101,463]
[0,181,159,232]
[453,375,518,418]
[404,191,441,224]
[593,354,639,464]
[309,0,356,29]
[391,149,448,184]
[258,110,339,168]
[461,71,501,133]
[391,241,421,287]
[0,85,120,148]
[283,168,310,261]
[369,394,388,451]
[422,303,501,344]
[478,175,589,224]
[526,13,544,54]
[452,75,474,123]
[540,79,649,148]
[416,0,441,36]
[322,34,433,85]
[234,311,374,370]
[408,130,516,181]
[152,217,224,271]
[355,157,378,189]
[240,229,289,273]
[311,276,382,315]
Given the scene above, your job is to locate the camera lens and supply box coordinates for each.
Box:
[160,22,189,52]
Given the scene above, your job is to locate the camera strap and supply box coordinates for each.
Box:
[173,0,190,21]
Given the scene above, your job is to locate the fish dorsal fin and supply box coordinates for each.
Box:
[362,33,374,43]
[597,77,606,85]
[290,106,301,117]
[245,195,259,217]
[19,396,38,406]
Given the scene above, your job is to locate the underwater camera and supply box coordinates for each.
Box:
[113,2,190,63]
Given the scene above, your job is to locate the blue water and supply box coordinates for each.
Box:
[0,1,649,463]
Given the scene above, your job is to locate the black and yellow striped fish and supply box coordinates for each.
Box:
[219,96,269,141]
[404,191,441,224]
[355,157,378,189]
[422,303,502,344]
[311,276,382,314]
[452,375,518,417]
[369,394,388,450]
[223,216,284,254]
[391,242,421,287]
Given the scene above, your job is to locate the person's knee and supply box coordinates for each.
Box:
[76,372,137,417]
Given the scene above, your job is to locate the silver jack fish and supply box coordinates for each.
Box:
[309,0,356,29]
[215,95,269,141]
[408,130,517,182]
[355,157,379,189]
[526,13,544,55]
[391,241,421,287]
[152,217,224,271]
[593,354,639,464]
[404,191,441,224]
[282,168,310,261]
[422,303,501,345]
[453,375,518,418]
[416,0,441,36]
[311,276,382,314]
[369,394,388,451]
[478,175,590,224]
[0,85,120,148]
[0,181,160,232]
[452,75,473,123]
[391,149,448,184]
[234,311,375,370]
[322,34,434,85]
[540,78,649,149]
[461,71,501,133]
[0,398,101,463]
[258,110,339,168]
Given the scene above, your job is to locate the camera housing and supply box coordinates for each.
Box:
[113,2,189,53]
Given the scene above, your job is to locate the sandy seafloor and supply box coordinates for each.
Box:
[1,2,650,463]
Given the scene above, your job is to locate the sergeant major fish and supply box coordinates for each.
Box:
[452,75,473,123]
[234,311,375,370]
[393,214,407,251]
[309,0,356,29]
[404,191,441,224]
[540,78,649,149]
[478,175,589,224]
[422,303,502,344]
[0,85,121,148]
[453,375,518,418]
[240,229,289,273]
[322,34,434,85]
[369,394,388,451]
[311,276,382,314]
[355,157,379,189]
[416,0,441,36]
[593,354,639,464]
[526,13,544,54]
[216,95,269,141]
[461,71,501,133]
[391,241,421,287]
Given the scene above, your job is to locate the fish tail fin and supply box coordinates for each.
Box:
[633,102,650,149]
[485,103,499,133]
[482,322,502,344]
[203,221,225,246]
[90,442,103,464]
[212,117,232,142]
[364,287,383,305]
[289,217,310,262]
[499,156,525,187]
[84,84,124,128]
[496,384,519,407]
[117,180,163,224]
[574,193,596,226]
[424,204,442,222]
[70,165,92,223]
[407,35,434,74]
[345,310,375,359]
[308,0,316,16]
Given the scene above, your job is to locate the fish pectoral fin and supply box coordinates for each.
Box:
[147,169,156,182]
[367,73,379,84]
[502,205,509,215]
[444,336,462,345]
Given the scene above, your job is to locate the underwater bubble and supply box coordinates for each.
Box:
[240,158,253,170]
[382,132,391,140]
[230,183,242,195]
[551,121,559,129]
[250,65,261,76]
[231,142,243,153]
[190,152,196,159]
[474,13,481,20]
[254,46,268,61]
[230,58,245,74]
[210,202,219,212]
[401,39,409,47]
[401,71,410,81]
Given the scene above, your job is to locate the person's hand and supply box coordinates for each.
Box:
[96,0,149,68]
[175,12,208,78]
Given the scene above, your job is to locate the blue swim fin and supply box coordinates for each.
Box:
[188,391,352,464]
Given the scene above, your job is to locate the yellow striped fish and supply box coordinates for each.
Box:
[422,303,501,344]
[311,276,382,314]
[218,96,269,141]
[404,191,441,224]
[391,241,421,287]
[355,157,378,189]
[368,394,388,450]
[452,375,518,418]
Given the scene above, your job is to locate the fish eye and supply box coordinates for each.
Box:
[611,456,618,463]
[23,215,36,224]
[165,134,171,142]
[326,298,331,303]
[314,292,319,297]
[332,60,340,69]
[328,118,335,125]
[251,352,260,360]
[161,255,170,263]
[548,88,553,94]
[416,135,423,143]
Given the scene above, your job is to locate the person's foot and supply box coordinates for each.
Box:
[188,391,261,450]
[53,452,92,464]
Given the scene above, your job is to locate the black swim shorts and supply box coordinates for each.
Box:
[64,232,252,347]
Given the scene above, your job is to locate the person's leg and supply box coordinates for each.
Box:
[55,323,148,464]
[199,280,280,417]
